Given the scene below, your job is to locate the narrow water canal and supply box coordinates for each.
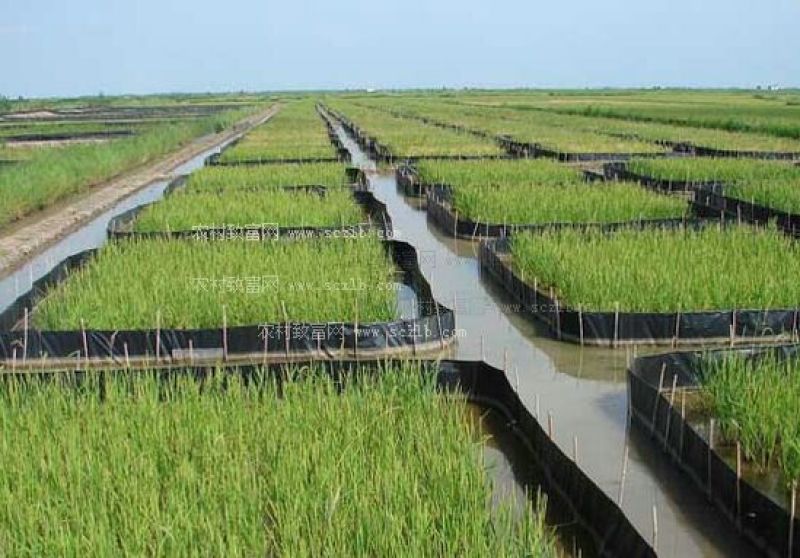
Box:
[337,126,758,558]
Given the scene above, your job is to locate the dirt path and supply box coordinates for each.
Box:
[0,104,280,278]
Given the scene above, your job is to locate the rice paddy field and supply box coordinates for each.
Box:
[184,161,348,193]
[327,101,505,158]
[698,353,800,484]
[508,225,800,312]
[218,101,338,163]
[357,95,800,154]
[12,89,800,557]
[628,157,800,215]
[417,159,687,224]
[0,362,557,556]
[33,237,398,329]
[353,98,668,155]
[0,100,265,228]
[131,188,365,232]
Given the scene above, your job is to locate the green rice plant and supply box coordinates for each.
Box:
[629,158,800,214]
[359,95,800,153]
[699,353,800,484]
[33,237,398,330]
[0,106,262,228]
[628,158,800,184]
[0,120,142,139]
[131,188,365,231]
[219,101,336,162]
[416,159,686,224]
[185,162,347,193]
[723,178,800,215]
[327,102,504,158]
[510,225,800,312]
[350,99,666,154]
[0,362,557,556]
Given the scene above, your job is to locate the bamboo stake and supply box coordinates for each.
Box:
[547,412,554,439]
[736,441,742,524]
[354,297,359,359]
[81,319,89,368]
[664,374,678,449]
[452,293,457,333]
[573,435,579,465]
[651,364,666,435]
[155,309,161,363]
[22,307,28,365]
[618,442,630,506]
[652,504,658,551]
[435,301,445,351]
[789,480,797,558]
[281,301,290,358]
[673,309,681,348]
[708,418,716,499]
[680,389,687,456]
[221,305,228,362]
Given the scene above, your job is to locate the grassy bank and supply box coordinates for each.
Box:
[0,105,262,229]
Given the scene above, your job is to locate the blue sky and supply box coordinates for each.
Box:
[2,0,799,98]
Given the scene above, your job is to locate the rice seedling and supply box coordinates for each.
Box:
[131,188,365,231]
[327,102,504,158]
[184,162,347,193]
[219,101,336,162]
[361,95,800,153]
[510,225,800,312]
[0,362,557,556]
[628,158,800,184]
[352,99,666,154]
[0,106,261,228]
[33,237,398,330]
[0,120,140,139]
[416,159,686,224]
[629,158,800,214]
[698,353,800,485]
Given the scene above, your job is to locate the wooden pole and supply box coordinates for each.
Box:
[652,504,658,552]
[22,307,28,365]
[789,480,797,558]
[618,442,630,506]
[736,441,742,524]
[708,418,716,499]
[221,305,228,362]
[155,309,161,363]
[573,435,579,464]
[81,319,89,368]
[664,374,678,449]
[651,364,666,435]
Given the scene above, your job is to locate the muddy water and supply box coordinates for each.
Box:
[0,139,236,315]
[338,127,758,557]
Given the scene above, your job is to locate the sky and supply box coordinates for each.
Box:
[1,0,799,98]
